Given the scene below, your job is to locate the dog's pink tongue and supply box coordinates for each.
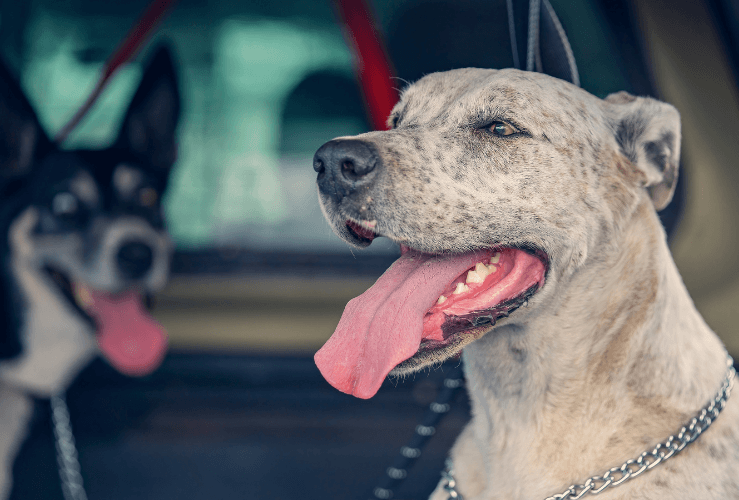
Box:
[80,288,168,376]
[315,249,490,399]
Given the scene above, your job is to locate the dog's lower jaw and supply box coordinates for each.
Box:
[390,284,541,377]
[389,325,485,378]
[432,205,738,500]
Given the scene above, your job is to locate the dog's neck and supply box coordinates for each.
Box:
[461,199,729,497]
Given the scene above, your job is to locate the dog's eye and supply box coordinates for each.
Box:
[488,121,518,136]
[52,192,78,216]
[138,187,158,207]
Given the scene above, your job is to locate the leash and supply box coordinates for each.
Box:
[51,394,88,500]
[442,356,736,500]
[511,0,579,86]
[525,0,540,72]
[370,366,466,500]
[54,0,178,144]
[506,0,521,70]
[333,0,399,131]
[536,0,579,86]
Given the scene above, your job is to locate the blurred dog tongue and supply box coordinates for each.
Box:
[78,287,168,376]
[315,249,490,399]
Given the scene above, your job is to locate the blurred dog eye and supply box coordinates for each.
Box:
[139,187,158,207]
[488,121,518,136]
[52,192,78,216]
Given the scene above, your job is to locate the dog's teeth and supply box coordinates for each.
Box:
[487,264,497,273]
[475,262,491,279]
[453,283,470,294]
[490,252,501,264]
[437,295,447,304]
[466,270,484,283]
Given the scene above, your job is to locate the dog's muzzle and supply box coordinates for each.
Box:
[116,240,154,280]
[313,139,382,203]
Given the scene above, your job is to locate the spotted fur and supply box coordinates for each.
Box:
[316,68,739,499]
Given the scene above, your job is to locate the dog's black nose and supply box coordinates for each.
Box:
[314,139,381,202]
[116,241,153,280]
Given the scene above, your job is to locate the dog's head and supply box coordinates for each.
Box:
[0,46,180,396]
[312,68,681,398]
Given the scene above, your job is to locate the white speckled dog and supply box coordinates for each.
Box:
[312,68,739,499]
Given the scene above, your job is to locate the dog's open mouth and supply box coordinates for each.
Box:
[315,234,548,399]
[346,220,378,244]
[45,267,167,376]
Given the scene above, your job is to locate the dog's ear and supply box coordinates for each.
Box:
[0,57,51,187]
[605,91,681,211]
[116,44,181,177]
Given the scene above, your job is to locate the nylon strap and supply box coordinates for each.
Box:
[333,0,400,131]
[55,0,178,144]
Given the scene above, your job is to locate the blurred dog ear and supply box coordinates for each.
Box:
[116,44,181,177]
[606,91,681,211]
[0,57,41,361]
[0,57,51,187]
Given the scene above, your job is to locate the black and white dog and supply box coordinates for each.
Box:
[0,45,180,498]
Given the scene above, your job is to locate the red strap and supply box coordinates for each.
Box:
[334,0,399,131]
[55,0,178,144]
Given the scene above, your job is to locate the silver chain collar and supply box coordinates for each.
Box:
[442,356,736,500]
[50,394,88,500]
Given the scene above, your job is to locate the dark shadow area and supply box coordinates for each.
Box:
[280,70,371,156]
[386,0,517,84]
[13,354,470,500]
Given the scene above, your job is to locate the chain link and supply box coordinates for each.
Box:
[50,394,88,500]
[442,459,464,500]
[443,356,735,500]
